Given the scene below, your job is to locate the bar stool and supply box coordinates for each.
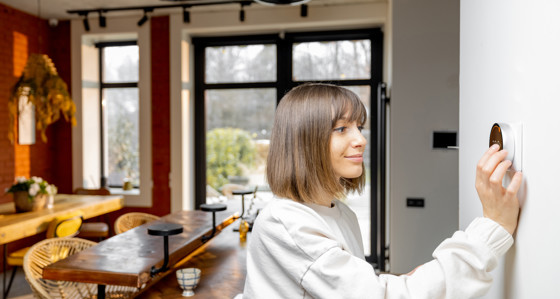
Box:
[200,203,227,242]
[148,223,184,277]
[232,189,254,219]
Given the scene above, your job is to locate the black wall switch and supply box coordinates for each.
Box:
[433,132,457,149]
[407,198,425,208]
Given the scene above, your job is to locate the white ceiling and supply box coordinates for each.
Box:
[0,0,378,21]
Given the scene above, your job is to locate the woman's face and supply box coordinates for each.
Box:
[329,117,367,179]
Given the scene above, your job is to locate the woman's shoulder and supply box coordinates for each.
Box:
[258,198,322,224]
[254,198,336,239]
[252,198,341,259]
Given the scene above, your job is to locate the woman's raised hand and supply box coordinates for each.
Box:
[475,144,523,235]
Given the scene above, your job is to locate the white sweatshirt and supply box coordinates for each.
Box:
[242,198,513,299]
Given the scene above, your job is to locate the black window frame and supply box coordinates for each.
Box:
[192,28,383,266]
[95,40,139,189]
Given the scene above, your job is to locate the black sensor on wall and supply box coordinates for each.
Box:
[433,131,457,149]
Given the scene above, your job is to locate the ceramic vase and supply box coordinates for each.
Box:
[13,191,47,213]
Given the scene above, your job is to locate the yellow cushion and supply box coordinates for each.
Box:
[7,247,28,266]
[8,212,84,266]
[46,211,84,238]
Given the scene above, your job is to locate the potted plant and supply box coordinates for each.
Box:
[8,54,76,143]
[6,176,57,213]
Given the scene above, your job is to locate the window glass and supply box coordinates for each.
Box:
[103,46,139,83]
[205,45,277,83]
[103,88,140,187]
[292,40,371,81]
[205,88,276,196]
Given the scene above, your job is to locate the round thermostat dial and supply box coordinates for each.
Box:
[489,123,514,162]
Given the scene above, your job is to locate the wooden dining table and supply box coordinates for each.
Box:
[0,194,124,246]
[42,208,236,299]
[1,193,124,299]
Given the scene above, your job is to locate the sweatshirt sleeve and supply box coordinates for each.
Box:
[301,217,513,299]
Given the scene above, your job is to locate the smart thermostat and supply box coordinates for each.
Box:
[489,122,522,171]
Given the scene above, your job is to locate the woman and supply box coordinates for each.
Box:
[242,83,522,298]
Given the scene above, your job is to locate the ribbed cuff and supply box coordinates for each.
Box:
[465,217,514,257]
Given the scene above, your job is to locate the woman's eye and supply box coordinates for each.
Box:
[333,126,346,133]
[357,126,364,132]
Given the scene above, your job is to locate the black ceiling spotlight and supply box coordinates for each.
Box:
[137,8,152,27]
[68,1,255,27]
[300,4,307,17]
[182,6,190,23]
[79,11,90,31]
[98,10,106,28]
[239,3,245,22]
[254,0,311,5]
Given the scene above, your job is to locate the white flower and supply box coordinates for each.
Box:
[29,183,40,196]
[46,184,58,195]
[31,176,43,183]
[16,176,27,183]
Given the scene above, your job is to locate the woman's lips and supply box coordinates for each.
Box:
[345,154,363,162]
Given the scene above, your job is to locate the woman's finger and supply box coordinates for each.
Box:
[505,171,523,198]
[488,160,512,187]
[477,144,501,170]
[477,149,508,182]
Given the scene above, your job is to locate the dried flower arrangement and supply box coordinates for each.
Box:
[8,54,77,143]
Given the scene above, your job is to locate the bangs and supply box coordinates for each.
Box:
[331,88,367,126]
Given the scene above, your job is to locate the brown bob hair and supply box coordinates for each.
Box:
[266,83,367,204]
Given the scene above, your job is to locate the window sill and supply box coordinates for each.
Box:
[108,188,140,196]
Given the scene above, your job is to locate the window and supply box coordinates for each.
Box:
[96,41,140,189]
[193,29,382,263]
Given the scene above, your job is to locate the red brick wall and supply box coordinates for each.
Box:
[0,4,172,269]
[46,20,73,194]
[149,16,171,215]
[0,2,72,271]
[0,3,63,204]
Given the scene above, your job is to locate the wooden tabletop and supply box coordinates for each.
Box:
[43,209,236,289]
[0,194,124,245]
[136,221,248,299]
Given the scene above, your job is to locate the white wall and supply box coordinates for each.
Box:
[71,17,153,207]
[390,0,460,273]
[460,1,560,298]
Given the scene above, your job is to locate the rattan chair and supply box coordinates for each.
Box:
[114,212,160,234]
[3,211,83,298]
[23,237,139,299]
[74,188,111,239]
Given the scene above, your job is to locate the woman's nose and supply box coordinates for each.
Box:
[352,129,367,148]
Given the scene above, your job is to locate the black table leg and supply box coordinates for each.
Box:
[3,244,6,299]
[98,284,106,299]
